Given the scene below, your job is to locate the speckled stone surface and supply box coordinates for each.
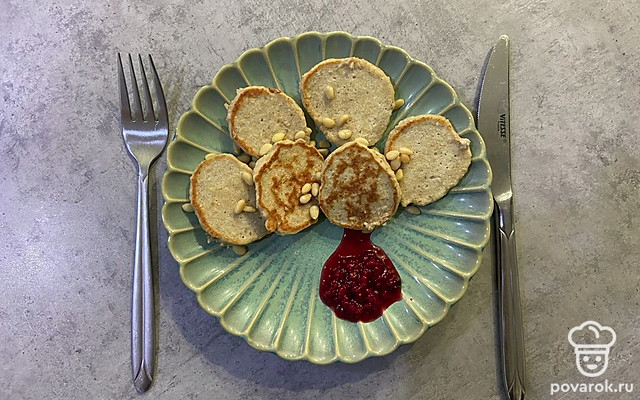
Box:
[1,1,639,399]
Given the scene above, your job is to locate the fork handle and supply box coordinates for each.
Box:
[131,171,155,392]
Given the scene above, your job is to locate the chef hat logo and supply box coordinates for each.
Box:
[568,321,616,350]
[568,321,616,377]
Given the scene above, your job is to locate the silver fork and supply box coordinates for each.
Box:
[117,53,168,393]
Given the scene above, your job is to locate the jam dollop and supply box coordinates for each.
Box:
[319,229,402,323]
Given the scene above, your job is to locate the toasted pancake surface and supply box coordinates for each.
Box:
[190,154,268,245]
[300,57,394,147]
[227,86,308,156]
[318,141,400,230]
[253,140,324,234]
[385,115,471,207]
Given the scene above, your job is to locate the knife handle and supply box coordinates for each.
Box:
[496,201,526,400]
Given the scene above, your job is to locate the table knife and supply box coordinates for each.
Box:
[477,35,526,400]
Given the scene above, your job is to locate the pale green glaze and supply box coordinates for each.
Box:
[161,31,493,364]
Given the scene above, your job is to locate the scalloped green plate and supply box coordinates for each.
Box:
[161,31,492,364]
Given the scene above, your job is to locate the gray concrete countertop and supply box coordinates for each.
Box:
[2,1,639,399]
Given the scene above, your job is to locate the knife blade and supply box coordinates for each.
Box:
[477,35,526,400]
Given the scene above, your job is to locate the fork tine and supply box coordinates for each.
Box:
[137,54,155,122]
[127,54,143,122]
[118,53,132,122]
[148,55,167,124]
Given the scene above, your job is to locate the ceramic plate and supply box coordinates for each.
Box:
[161,31,492,364]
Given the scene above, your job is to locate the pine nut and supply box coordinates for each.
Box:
[304,127,312,134]
[205,153,217,159]
[295,130,307,140]
[399,147,413,155]
[237,153,251,163]
[182,203,194,212]
[233,142,242,154]
[400,154,411,164]
[301,183,312,194]
[407,206,421,215]
[318,149,329,157]
[311,183,319,197]
[249,161,256,168]
[243,205,256,213]
[393,98,405,110]
[322,117,336,128]
[355,137,369,146]
[234,199,246,214]
[259,143,273,156]
[337,114,350,127]
[338,129,352,140]
[272,132,286,143]
[309,140,316,147]
[309,205,320,220]
[324,85,335,100]
[395,168,404,181]
[241,171,253,185]
[233,245,247,256]
[385,150,400,161]
[317,140,331,149]
[390,158,402,170]
[299,194,312,204]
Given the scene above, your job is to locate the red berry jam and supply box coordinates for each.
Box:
[319,229,402,323]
